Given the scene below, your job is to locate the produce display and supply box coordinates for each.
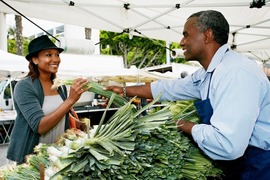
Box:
[94,68,176,84]
[0,79,223,180]
[100,75,158,83]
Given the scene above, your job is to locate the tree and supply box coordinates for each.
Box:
[99,31,167,69]
[15,15,23,55]
[7,17,29,56]
[7,25,16,54]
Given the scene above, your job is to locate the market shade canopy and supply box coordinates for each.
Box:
[1,0,270,62]
[57,53,176,81]
[0,49,28,79]
[0,49,176,82]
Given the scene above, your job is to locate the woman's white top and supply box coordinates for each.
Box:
[39,94,65,144]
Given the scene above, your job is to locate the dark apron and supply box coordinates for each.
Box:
[193,70,270,180]
[194,71,214,125]
[216,146,270,180]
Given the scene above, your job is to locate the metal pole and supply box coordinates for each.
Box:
[0,12,7,51]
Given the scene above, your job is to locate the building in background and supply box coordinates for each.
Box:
[3,13,100,54]
[30,23,100,55]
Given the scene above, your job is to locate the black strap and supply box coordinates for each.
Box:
[206,71,215,98]
[58,85,68,101]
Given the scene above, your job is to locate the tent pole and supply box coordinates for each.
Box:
[166,41,171,64]
[0,12,7,51]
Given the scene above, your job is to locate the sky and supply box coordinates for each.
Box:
[6,14,62,37]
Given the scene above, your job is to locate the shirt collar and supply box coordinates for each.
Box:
[207,44,230,73]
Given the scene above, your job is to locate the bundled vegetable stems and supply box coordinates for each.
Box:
[0,78,223,180]
[51,78,129,107]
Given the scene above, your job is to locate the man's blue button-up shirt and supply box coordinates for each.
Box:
[151,44,270,160]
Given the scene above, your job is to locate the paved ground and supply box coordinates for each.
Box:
[0,144,9,167]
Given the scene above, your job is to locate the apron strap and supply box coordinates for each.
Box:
[206,70,215,98]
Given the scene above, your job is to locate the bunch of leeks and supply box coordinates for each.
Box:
[0,79,223,180]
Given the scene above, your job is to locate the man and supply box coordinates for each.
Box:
[106,10,270,179]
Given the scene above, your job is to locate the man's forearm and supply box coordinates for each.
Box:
[126,83,153,99]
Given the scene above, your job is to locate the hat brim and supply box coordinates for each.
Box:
[26,47,64,61]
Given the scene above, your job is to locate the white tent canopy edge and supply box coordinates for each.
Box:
[0,49,178,82]
[1,0,270,63]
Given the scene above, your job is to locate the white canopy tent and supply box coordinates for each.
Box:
[0,49,177,109]
[0,49,176,83]
[1,0,270,64]
[0,49,28,79]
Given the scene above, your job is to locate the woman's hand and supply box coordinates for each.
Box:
[68,78,89,105]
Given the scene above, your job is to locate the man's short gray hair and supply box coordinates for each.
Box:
[188,10,230,45]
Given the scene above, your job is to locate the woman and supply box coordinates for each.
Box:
[7,35,88,164]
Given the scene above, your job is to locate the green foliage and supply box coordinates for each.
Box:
[7,38,16,54]
[7,26,30,56]
[100,31,167,68]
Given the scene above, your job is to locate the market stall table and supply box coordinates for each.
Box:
[0,110,16,145]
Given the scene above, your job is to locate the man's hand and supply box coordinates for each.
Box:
[176,119,195,135]
[104,86,124,96]
[105,84,153,99]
